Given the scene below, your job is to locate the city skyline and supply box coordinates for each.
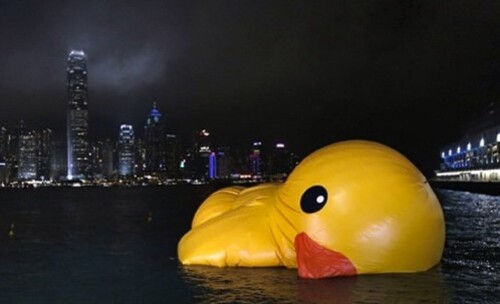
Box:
[2,49,296,157]
[1,1,500,175]
[0,58,300,184]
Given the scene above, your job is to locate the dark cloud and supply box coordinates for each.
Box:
[1,0,500,174]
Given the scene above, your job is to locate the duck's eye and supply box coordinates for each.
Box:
[300,185,328,214]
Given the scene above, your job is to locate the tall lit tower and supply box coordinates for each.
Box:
[118,124,135,176]
[66,50,89,179]
[144,103,166,174]
[18,130,38,180]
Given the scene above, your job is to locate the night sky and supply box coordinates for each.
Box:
[1,0,500,175]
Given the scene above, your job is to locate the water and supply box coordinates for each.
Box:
[0,185,498,303]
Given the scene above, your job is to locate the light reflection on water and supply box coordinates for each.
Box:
[179,265,450,304]
[0,186,498,303]
[436,189,500,303]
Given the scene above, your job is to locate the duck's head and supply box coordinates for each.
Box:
[277,140,445,279]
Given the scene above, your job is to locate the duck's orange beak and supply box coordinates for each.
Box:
[295,232,357,279]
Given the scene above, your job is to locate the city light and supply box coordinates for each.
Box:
[0,51,300,187]
[200,129,210,137]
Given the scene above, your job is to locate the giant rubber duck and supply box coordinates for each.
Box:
[178,140,445,279]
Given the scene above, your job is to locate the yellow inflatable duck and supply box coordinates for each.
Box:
[178,140,445,279]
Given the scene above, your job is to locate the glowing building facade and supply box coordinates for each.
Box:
[66,50,89,179]
[118,125,135,176]
[436,103,500,181]
[144,103,166,174]
[18,130,38,180]
[249,141,263,176]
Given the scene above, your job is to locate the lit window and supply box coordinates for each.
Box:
[448,149,452,156]
[480,138,485,147]
[457,146,461,153]
[467,142,471,150]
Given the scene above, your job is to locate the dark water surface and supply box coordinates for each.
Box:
[0,185,498,303]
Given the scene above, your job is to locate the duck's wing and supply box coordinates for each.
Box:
[179,193,283,267]
[191,186,245,228]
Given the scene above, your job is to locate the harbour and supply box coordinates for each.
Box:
[0,185,498,303]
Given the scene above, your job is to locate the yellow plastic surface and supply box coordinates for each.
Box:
[178,140,445,277]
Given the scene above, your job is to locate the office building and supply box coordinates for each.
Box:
[144,103,166,174]
[118,124,135,176]
[67,50,89,179]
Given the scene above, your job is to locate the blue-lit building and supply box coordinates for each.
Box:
[436,104,500,181]
[67,50,89,180]
[118,125,135,176]
[144,103,166,174]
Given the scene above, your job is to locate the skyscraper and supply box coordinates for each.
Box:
[18,130,38,180]
[144,103,166,174]
[37,128,52,180]
[118,125,135,176]
[165,134,181,178]
[96,139,115,179]
[67,50,89,179]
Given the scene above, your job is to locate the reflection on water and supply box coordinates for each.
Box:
[179,265,450,304]
[0,186,498,303]
[436,190,500,304]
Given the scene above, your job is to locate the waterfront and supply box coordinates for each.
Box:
[0,185,498,303]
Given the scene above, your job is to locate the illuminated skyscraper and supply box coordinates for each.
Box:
[66,50,89,179]
[118,125,135,176]
[190,129,212,180]
[249,141,263,176]
[18,130,38,180]
[144,103,166,174]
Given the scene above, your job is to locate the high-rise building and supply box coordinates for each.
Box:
[118,124,135,176]
[18,130,38,180]
[0,127,9,184]
[50,136,66,181]
[8,120,25,181]
[165,134,181,178]
[38,128,52,180]
[0,127,8,160]
[249,141,264,177]
[67,50,89,180]
[144,103,166,174]
[267,143,299,180]
[191,129,212,180]
[96,139,115,179]
[135,138,146,177]
[214,147,230,179]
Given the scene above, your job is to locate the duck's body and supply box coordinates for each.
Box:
[179,184,288,267]
[178,140,445,279]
